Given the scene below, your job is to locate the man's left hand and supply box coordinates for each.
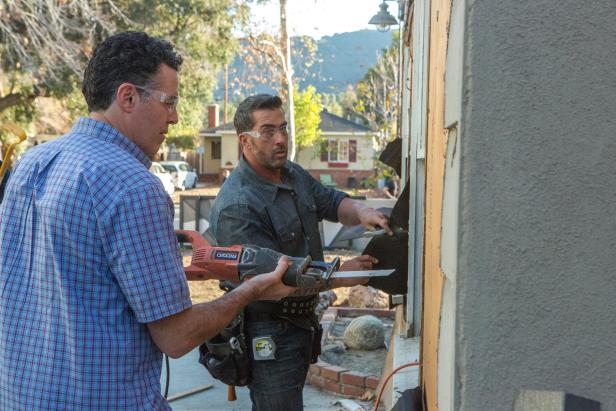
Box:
[358,207,393,235]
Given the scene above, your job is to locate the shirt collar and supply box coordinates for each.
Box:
[72,117,152,168]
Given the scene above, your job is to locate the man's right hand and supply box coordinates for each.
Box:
[244,256,296,300]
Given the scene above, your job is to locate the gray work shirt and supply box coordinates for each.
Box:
[209,156,347,262]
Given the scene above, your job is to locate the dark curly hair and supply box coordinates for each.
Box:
[234,94,284,135]
[82,31,183,112]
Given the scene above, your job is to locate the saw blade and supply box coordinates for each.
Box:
[330,269,394,279]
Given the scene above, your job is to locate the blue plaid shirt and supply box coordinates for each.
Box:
[0,118,192,410]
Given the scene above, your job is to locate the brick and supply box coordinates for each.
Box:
[308,363,321,376]
[321,365,349,382]
[341,371,367,387]
[307,374,325,388]
[366,375,379,389]
[342,384,366,397]
[324,379,342,394]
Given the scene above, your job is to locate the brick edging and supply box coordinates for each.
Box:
[307,307,393,399]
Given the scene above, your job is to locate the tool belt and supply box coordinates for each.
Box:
[245,295,319,318]
[198,313,250,386]
[244,295,323,365]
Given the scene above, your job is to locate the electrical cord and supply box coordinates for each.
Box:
[164,354,170,399]
[373,361,420,411]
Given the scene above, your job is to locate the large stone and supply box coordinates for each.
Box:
[343,315,385,350]
[348,285,389,309]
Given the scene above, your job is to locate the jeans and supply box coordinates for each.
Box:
[245,318,314,411]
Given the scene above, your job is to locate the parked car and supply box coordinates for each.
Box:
[159,161,198,190]
[149,162,175,196]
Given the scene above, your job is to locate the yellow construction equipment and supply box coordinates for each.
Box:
[0,122,27,181]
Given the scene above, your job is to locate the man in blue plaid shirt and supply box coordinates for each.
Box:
[0,32,294,410]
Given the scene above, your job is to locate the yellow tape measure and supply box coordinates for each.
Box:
[0,122,27,180]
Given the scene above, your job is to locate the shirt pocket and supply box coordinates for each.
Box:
[268,208,303,256]
[273,223,303,255]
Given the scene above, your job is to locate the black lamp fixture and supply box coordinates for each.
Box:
[368,1,398,32]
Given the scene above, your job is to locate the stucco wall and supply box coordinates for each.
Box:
[221,133,240,169]
[457,0,616,409]
[201,137,221,174]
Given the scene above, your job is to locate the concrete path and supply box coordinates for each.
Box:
[161,349,366,411]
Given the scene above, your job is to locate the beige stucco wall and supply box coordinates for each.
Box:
[201,136,222,174]
[220,132,240,169]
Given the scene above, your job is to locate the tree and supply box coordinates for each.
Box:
[229,1,318,161]
[355,33,399,141]
[293,85,322,150]
[0,0,126,113]
[0,0,248,150]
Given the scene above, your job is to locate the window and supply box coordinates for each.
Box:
[211,141,221,159]
[322,139,356,163]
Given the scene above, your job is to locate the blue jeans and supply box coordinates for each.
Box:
[245,319,314,411]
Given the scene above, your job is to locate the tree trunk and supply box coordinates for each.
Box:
[279,0,289,100]
[279,0,296,161]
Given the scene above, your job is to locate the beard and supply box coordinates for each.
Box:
[249,141,287,169]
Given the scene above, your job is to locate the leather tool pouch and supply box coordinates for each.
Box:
[310,324,323,364]
[198,313,251,386]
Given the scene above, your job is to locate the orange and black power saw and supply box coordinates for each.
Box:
[176,229,393,293]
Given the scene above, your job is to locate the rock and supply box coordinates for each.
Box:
[316,290,337,318]
[348,285,388,309]
[343,315,385,350]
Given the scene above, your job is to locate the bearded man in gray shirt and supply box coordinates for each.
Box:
[209,94,391,411]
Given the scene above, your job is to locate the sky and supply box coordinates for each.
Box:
[248,0,400,39]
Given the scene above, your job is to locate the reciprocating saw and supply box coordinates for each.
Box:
[176,230,393,294]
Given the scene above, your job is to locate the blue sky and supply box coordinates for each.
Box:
[248,0,400,39]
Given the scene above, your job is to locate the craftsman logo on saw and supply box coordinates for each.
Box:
[214,250,239,260]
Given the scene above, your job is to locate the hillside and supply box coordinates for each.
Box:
[215,29,395,99]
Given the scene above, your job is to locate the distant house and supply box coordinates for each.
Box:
[198,105,376,187]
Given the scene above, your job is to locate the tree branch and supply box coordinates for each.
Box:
[0,87,46,113]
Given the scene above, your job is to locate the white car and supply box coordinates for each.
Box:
[149,162,175,196]
[159,161,198,190]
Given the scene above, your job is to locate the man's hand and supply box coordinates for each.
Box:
[340,254,378,271]
[330,255,379,288]
[357,207,393,235]
[244,256,296,300]
[338,198,393,235]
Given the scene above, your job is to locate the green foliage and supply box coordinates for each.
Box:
[0,0,249,141]
[293,85,322,150]
[355,32,399,139]
[320,93,342,116]
[165,135,197,150]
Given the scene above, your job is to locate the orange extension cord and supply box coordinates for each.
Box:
[373,361,420,411]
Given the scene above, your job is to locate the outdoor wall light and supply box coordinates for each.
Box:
[368,1,399,32]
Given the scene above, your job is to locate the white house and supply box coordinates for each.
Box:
[198,105,376,188]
